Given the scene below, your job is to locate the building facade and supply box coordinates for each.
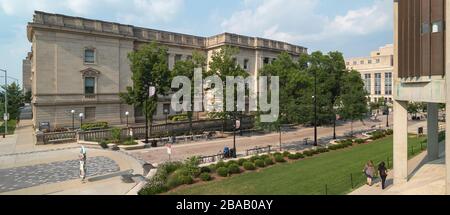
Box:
[393,0,449,194]
[24,11,307,130]
[345,44,394,103]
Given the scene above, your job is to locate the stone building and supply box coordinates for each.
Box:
[345,44,394,103]
[24,11,307,130]
[393,0,449,194]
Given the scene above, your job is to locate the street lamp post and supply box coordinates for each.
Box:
[79,113,84,129]
[279,125,282,151]
[233,118,240,158]
[385,99,389,128]
[125,111,130,128]
[145,86,156,144]
[0,69,8,137]
[71,110,75,130]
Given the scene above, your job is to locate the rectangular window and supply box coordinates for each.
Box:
[376,59,380,64]
[84,49,95,64]
[353,61,357,65]
[175,54,182,63]
[163,103,171,115]
[264,57,270,65]
[364,74,371,94]
[360,60,364,65]
[243,59,249,70]
[85,107,96,121]
[385,72,392,95]
[368,60,372,64]
[84,77,95,95]
[186,55,193,61]
[375,73,381,95]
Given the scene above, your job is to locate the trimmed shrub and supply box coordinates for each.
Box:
[208,164,217,173]
[264,157,274,165]
[303,150,314,157]
[288,153,299,160]
[295,152,305,159]
[385,129,393,135]
[243,162,256,170]
[228,164,241,174]
[99,140,108,149]
[216,161,226,168]
[237,158,248,166]
[316,148,329,153]
[283,151,291,157]
[254,159,266,168]
[355,139,365,144]
[259,154,270,160]
[199,173,212,181]
[249,155,261,162]
[81,122,109,131]
[217,167,229,177]
[160,162,183,174]
[274,154,286,163]
[200,166,211,173]
[226,160,238,167]
[371,130,386,140]
[272,152,282,157]
[122,139,138,146]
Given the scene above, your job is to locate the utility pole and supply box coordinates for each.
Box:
[1,69,8,137]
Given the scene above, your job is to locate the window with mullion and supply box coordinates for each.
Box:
[84,77,95,95]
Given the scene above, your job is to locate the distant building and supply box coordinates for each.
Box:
[25,11,307,130]
[22,52,32,93]
[345,44,394,103]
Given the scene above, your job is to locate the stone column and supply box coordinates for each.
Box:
[393,100,408,185]
[427,103,440,161]
[445,0,450,195]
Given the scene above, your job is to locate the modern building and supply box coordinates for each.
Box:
[393,0,449,194]
[24,11,307,130]
[345,44,394,103]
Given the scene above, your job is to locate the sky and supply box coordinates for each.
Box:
[0,0,393,87]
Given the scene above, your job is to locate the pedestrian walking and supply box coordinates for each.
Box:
[363,160,375,186]
[378,162,388,190]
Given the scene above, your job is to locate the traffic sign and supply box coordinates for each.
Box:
[235,120,241,129]
[149,86,156,97]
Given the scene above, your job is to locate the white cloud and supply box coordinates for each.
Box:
[0,0,184,24]
[221,0,392,44]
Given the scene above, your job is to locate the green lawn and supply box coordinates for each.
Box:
[169,135,427,195]
[0,119,17,135]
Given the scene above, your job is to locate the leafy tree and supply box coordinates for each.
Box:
[338,70,368,136]
[119,43,171,143]
[258,52,312,131]
[207,46,249,131]
[171,51,207,135]
[0,83,25,121]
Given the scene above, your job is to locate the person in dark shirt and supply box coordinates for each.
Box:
[378,162,388,190]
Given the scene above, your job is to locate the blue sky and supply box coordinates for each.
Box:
[0,0,393,87]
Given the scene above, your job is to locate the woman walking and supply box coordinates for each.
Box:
[378,162,388,190]
[363,160,375,186]
[79,146,87,182]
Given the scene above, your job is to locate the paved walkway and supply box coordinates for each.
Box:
[349,142,445,195]
[132,116,434,164]
[0,120,144,195]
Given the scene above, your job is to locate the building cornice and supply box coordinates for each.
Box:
[27,11,307,55]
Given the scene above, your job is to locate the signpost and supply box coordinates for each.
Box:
[166,144,172,161]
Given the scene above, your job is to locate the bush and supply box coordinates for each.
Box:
[237,158,248,166]
[274,154,286,163]
[200,166,211,173]
[259,154,270,160]
[208,164,217,173]
[167,172,194,189]
[243,162,256,170]
[371,130,386,140]
[81,122,109,131]
[272,152,282,157]
[226,160,238,167]
[249,155,261,162]
[111,128,122,143]
[316,148,329,153]
[283,151,291,157]
[199,173,212,181]
[228,164,241,174]
[385,129,393,135]
[264,157,274,165]
[288,153,299,160]
[216,161,226,169]
[303,150,314,157]
[295,152,305,159]
[138,168,169,195]
[355,139,365,144]
[254,159,266,168]
[160,162,183,174]
[122,138,138,146]
[99,140,108,149]
[217,167,229,177]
